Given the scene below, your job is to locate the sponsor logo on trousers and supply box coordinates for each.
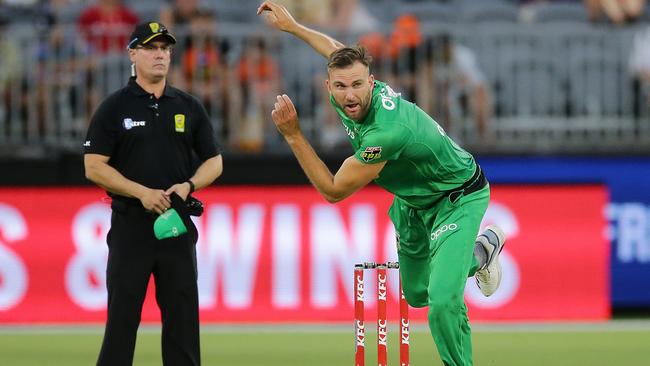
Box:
[430,223,458,241]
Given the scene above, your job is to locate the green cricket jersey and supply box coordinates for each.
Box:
[330,80,476,209]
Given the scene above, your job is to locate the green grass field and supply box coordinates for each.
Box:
[1,324,649,365]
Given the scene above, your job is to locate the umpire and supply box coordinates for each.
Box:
[83,21,223,366]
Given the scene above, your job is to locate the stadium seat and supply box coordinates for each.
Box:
[459,2,519,23]
[394,1,457,23]
[213,0,257,23]
[567,45,623,116]
[56,2,87,24]
[363,0,397,23]
[130,0,165,22]
[495,36,566,117]
[532,2,589,23]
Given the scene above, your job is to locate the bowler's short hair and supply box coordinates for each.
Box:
[327,46,373,71]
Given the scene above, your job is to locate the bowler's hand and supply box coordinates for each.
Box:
[257,1,298,33]
[139,188,171,215]
[165,183,191,202]
[271,94,301,138]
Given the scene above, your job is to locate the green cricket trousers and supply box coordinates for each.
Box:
[388,184,490,366]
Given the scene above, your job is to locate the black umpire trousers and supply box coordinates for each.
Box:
[97,204,200,366]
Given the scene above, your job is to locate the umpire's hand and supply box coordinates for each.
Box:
[165,182,191,201]
[140,188,172,215]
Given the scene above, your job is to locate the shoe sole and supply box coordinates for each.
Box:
[492,255,502,294]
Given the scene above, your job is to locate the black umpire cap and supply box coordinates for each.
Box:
[127,21,177,49]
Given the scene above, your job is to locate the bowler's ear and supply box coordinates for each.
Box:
[325,78,331,92]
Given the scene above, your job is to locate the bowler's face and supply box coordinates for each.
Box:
[326,61,374,122]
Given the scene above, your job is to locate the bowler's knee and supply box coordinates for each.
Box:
[427,293,463,321]
[402,286,428,308]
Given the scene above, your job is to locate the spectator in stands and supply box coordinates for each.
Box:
[328,0,377,34]
[358,31,391,83]
[629,25,650,114]
[419,34,493,143]
[0,15,23,136]
[161,0,213,87]
[273,0,333,28]
[163,2,235,148]
[3,0,38,6]
[384,15,492,142]
[78,0,139,54]
[172,9,227,113]
[388,14,423,102]
[231,36,281,152]
[34,0,89,137]
[274,0,376,33]
[160,0,203,30]
[77,0,139,126]
[585,0,646,24]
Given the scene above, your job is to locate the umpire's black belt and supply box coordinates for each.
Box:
[111,198,156,217]
[446,165,487,202]
[111,196,204,217]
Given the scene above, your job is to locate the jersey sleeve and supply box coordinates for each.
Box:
[354,123,411,164]
[191,98,222,161]
[83,98,117,156]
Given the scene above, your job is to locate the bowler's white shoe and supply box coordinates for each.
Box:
[475,225,506,297]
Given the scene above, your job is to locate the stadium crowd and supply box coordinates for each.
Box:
[0,0,648,156]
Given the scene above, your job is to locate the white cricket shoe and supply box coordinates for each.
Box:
[475,225,506,297]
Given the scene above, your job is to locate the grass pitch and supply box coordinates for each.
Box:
[1,323,648,365]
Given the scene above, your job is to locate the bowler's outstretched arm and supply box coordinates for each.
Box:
[257,1,344,58]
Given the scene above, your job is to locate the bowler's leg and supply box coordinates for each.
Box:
[389,198,431,308]
[398,251,431,308]
[427,228,477,366]
[426,188,490,366]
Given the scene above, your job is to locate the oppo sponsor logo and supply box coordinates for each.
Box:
[380,85,399,111]
[430,223,458,241]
